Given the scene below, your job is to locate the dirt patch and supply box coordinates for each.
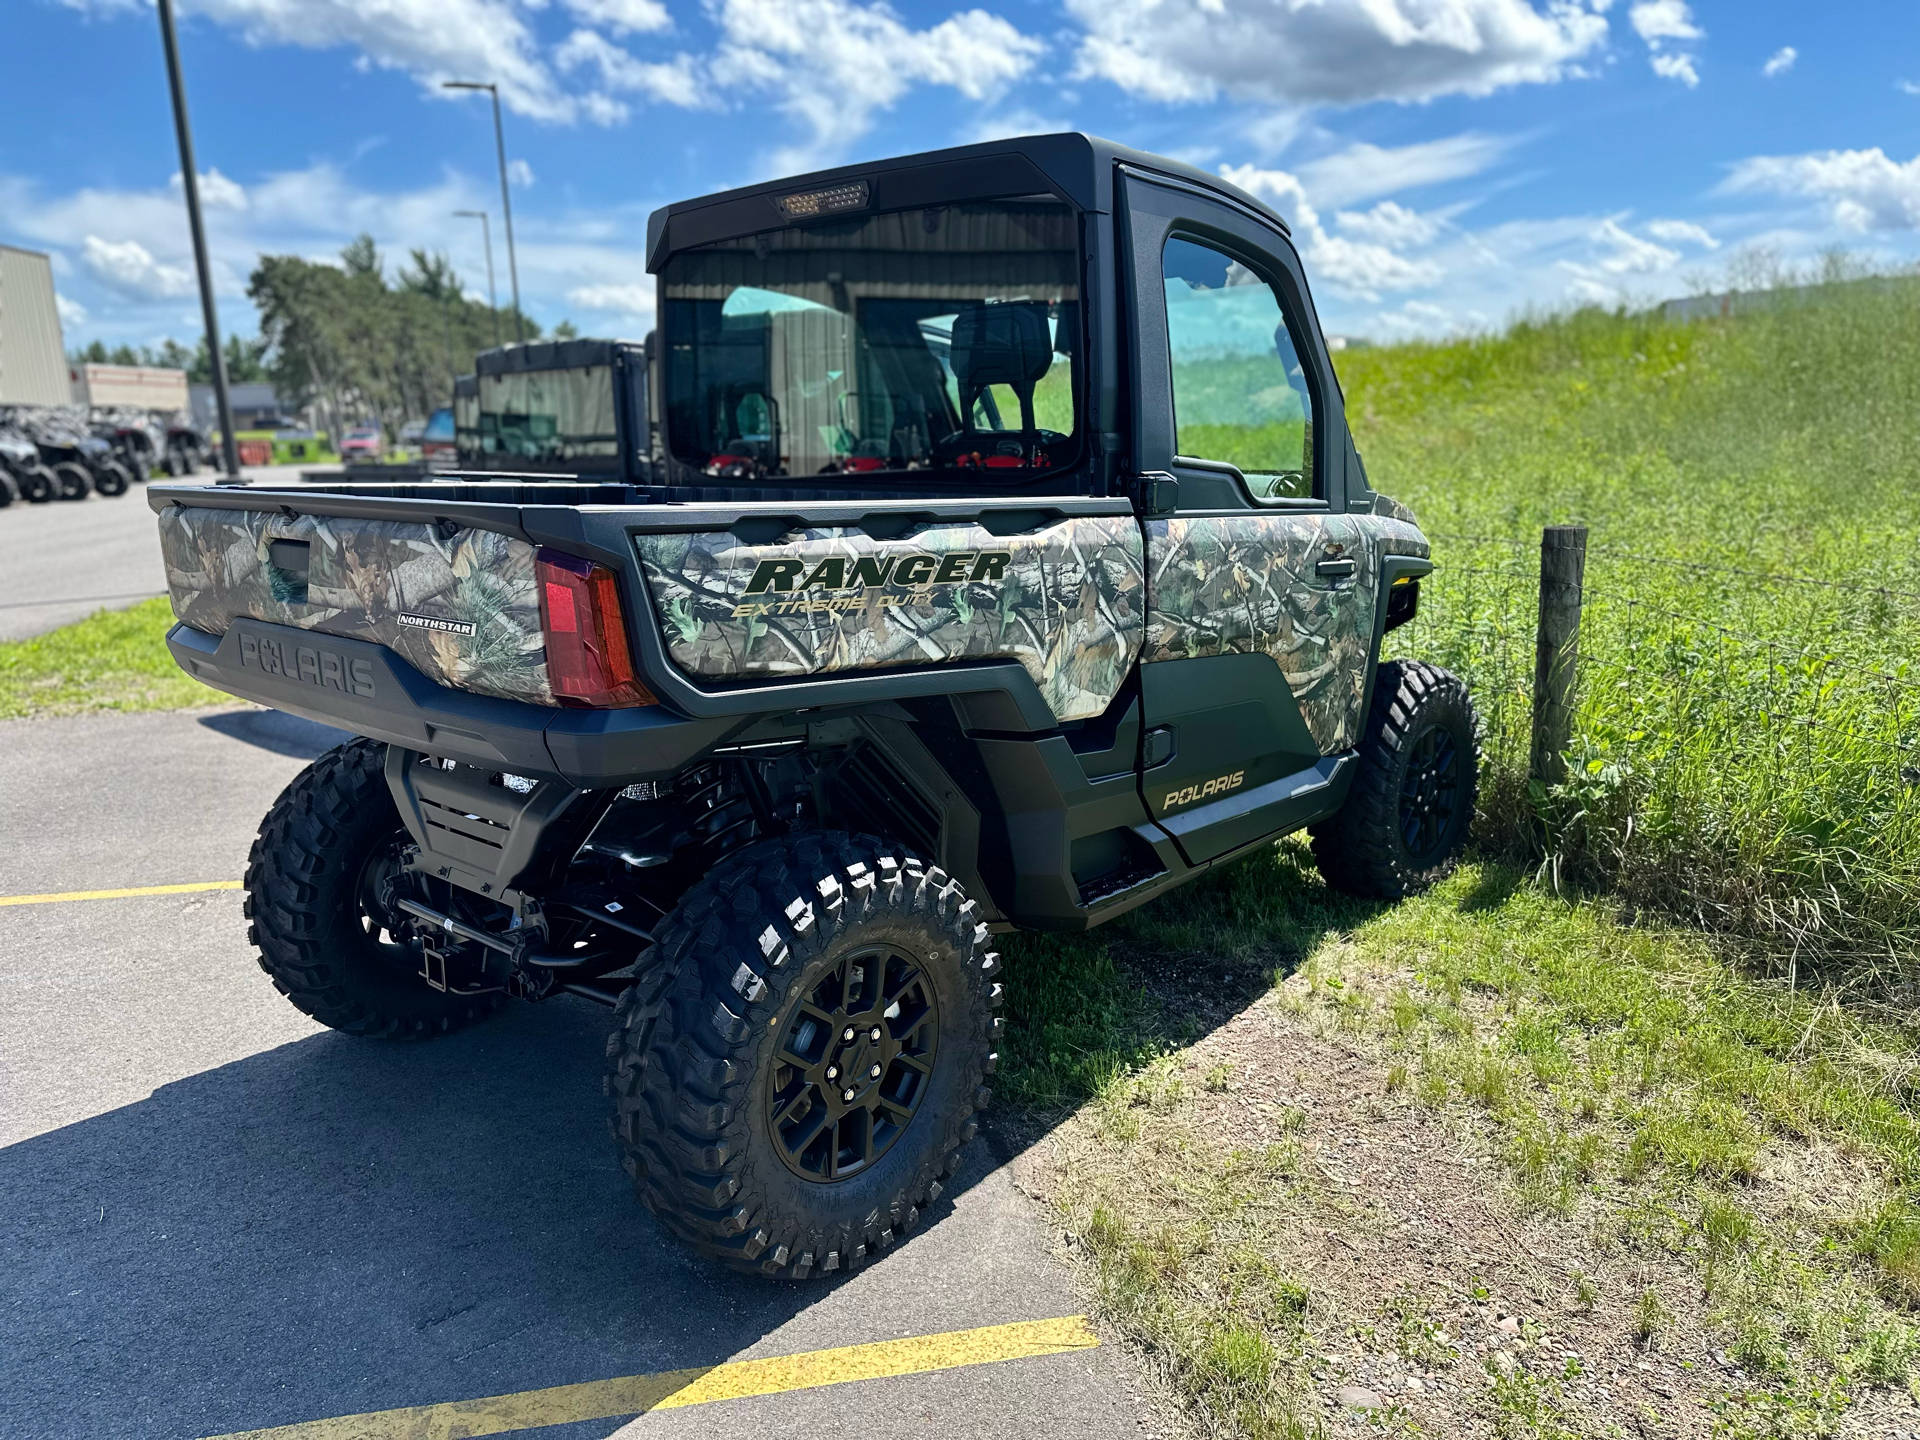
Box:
[1010,977,1920,1438]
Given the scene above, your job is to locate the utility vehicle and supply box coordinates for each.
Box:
[150,135,1478,1280]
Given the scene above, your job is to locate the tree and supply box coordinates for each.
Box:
[248,233,534,441]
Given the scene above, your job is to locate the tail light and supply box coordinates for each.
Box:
[536,548,657,708]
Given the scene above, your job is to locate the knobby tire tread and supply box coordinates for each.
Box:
[605,831,1002,1280]
[1311,659,1479,900]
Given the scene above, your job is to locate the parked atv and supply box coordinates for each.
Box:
[92,411,168,481]
[0,423,57,503]
[158,418,209,476]
[149,134,1478,1280]
[22,411,128,498]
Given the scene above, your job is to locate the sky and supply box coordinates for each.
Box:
[6,0,1918,352]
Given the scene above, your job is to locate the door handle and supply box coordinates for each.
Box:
[1315,556,1357,579]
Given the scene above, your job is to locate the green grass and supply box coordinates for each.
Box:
[1345,270,1920,981]
[1004,842,1920,1438]
[0,597,217,718]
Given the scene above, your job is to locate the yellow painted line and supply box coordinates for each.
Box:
[0,880,242,908]
[200,1314,1099,1440]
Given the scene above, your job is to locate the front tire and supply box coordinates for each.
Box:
[245,737,504,1038]
[606,832,1001,1279]
[1312,659,1479,899]
[16,466,57,503]
[91,460,132,497]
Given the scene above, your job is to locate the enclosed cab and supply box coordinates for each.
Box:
[457,338,652,481]
[147,134,1474,1282]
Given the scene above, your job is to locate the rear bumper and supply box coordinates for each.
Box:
[168,618,741,785]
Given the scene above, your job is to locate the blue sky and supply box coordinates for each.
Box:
[7,0,1917,351]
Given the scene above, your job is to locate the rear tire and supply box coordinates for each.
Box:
[91,460,132,497]
[0,472,15,507]
[1311,659,1479,899]
[606,832,1001,1278]
[245,737,504,1038]
[51,462,91,500]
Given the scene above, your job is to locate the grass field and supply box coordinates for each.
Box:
[1351,271,1920,985]
[0,596,216,719]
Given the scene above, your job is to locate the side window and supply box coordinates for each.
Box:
[1162,235,1316,501]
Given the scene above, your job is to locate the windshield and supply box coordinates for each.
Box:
[474,367,618,462]
[661,199,1080,480]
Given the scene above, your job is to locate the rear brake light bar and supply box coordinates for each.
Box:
[535,548,657,708]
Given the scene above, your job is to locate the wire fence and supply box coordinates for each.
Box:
[1386,533,1920,984]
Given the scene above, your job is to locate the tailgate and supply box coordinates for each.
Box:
[156,503,554,706]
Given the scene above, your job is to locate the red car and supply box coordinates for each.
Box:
[338,426,383,459]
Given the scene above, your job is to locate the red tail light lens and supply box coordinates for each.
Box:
[536,548,657,708]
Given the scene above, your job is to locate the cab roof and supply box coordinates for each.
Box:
[645,133,1292,271]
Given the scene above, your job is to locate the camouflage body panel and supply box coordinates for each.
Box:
[636,516,1144,723]
[1143,512,1389,754]
[1370,492,1431,558]
[156,505,551,705]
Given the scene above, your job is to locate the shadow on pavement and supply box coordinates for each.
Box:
[0,997,991,1440]
[198,708,352,760]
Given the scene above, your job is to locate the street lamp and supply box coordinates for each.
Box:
[452,210,500,347]
[442,81,524,343]
[156,0,240,478]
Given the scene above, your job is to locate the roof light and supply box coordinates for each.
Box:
[536,547,657,709]
[776,181,869,219]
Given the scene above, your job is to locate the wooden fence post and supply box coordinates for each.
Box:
[1530,524,1588,786]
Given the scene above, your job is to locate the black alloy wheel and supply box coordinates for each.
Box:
[1398,721,1461,864]
[769,946,939,1182]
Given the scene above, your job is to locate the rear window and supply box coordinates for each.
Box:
[661,200,1081,482]
[475,367,618,461]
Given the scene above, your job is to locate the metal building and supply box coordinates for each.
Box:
[0,245,72,406]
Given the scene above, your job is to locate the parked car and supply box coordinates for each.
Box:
[420,406,456,468]
[339,426,384,459]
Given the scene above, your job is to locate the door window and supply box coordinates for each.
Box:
[1162,236,1316,501]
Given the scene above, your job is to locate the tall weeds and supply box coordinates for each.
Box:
[1345,270,1920,988]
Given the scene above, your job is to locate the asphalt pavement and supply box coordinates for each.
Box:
[0,707,1139,1440]
[0,466,336,640]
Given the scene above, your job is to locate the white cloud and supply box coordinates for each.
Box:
[1220,163,1442,302]
[1650,51,1699,87]
[554,29,708,108]
[1898,80,1920,97]
[1591,218,1680,272]
[171,168,249,210]
[1762,46,1796,79]
[568,281,656,323]
[65,0,611,124]
[82,236,194,299]
[1628,0,1702,45]
[562,0,671,35]
[1296,133,1515,208]
[707,0,1046,172]
[55,293,88,329]
[1628,0,1701,87]
[1723,147,1920,231]
[1336,201,1442,248]
[1068,0,1607,109]
[1646,218,1718,248]
[507,158,535,188]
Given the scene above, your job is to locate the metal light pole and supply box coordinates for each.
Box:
[443,81,524,342]
[452,209,500,347]
[156,0,240,478]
